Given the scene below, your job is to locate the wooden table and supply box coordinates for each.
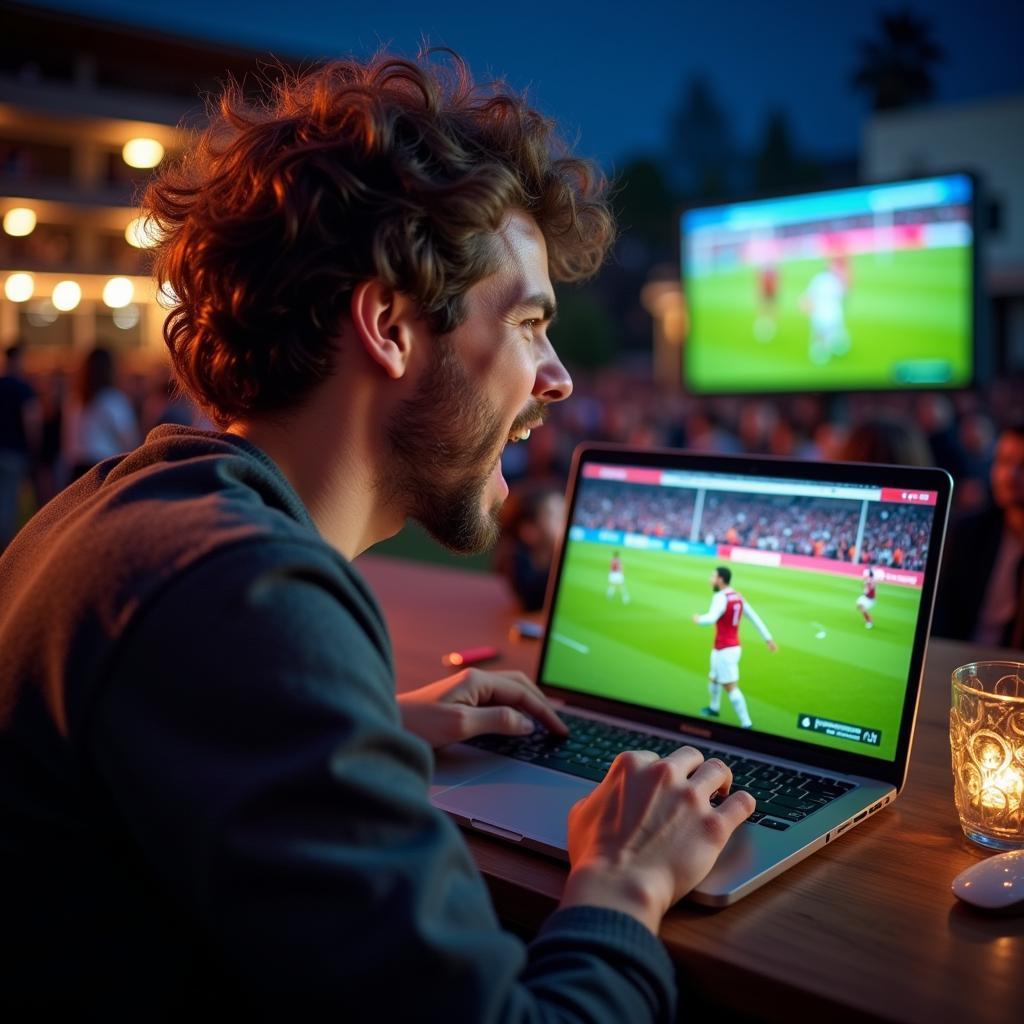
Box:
[356,554,1024,1024]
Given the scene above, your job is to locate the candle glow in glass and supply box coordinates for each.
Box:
[950,662,1024,851]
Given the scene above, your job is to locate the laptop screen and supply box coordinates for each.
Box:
[540,452,947,765]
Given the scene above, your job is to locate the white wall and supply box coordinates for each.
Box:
[863,96,1024,282]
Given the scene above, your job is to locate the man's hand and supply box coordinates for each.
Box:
[397,669,568,749]
[561,747,754,934]
[691,614,701,624]
[767,640,779,652]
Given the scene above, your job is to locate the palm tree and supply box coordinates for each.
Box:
[851,8,945,111]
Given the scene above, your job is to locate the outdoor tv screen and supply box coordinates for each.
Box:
[681,173,977,394]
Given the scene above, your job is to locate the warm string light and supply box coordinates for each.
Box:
[52,280,81,312]
[3,207,37,236]
[103,277,134,308]
[125,215,161,249]
[4,272,34,302]
[122,138,164,169]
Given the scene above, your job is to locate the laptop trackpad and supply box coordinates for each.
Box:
[434,761,593,852]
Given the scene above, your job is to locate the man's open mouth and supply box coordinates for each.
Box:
[505,416,544,448]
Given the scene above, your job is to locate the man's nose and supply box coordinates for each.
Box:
[533,341,573,404]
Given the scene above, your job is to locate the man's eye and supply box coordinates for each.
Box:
[522,319,539,330]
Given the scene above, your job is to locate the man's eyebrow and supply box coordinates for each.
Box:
[509,292,558,323]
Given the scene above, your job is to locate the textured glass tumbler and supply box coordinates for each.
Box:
[950,662,1024,851]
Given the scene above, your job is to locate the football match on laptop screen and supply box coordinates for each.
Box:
[543,463,940,762]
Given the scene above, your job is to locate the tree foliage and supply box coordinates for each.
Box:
[851,7,945,111]
[551,285,617,370]
[613,157,675,251]
[666,76,735,199]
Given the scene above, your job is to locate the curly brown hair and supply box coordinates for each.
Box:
[144,52,614,427]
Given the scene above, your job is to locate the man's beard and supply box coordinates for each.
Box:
[382,339,540,555]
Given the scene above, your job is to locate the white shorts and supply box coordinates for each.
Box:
[710,646,741,684]
[608,571,625,586]
[857,595,875,612]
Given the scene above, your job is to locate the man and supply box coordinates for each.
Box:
[857,566,877,630]
[934,419,1024,647]
[0,55,753,1015]
[0,342,40,548]
[693,566,778,728]
[607,549,630,603]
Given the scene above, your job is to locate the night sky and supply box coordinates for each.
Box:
[26,0,1024,171]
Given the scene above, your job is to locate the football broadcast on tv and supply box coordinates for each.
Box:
[682,173,975,393]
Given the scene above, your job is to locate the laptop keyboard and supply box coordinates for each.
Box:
[466,712,856,831]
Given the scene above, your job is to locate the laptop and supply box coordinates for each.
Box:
[431,445,952,905]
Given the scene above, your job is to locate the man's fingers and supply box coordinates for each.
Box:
[610,748,661,772]
[689,757,733,798]
[472,673,567,735]
[500,670,542,692]
[661,744,706,776]
[462,705,535,738]
[716,789,757,830]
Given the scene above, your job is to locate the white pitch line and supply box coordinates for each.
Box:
[552,633,590,654]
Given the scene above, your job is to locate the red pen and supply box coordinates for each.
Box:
[442,645,501,668]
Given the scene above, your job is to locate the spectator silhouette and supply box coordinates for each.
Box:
[837,416,933,467]
[495,482,565,611]
[0,343,40,547]
[65,346,140,481]
[934,419,1024,646]
[34,369,66,503]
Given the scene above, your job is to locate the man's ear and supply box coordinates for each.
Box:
[349,280,420,380]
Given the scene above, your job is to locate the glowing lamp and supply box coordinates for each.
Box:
[4,272,34,302]
[103,277,134,309]
[52,280,82,312]
[951,663,1024,850]
[113,304,140,330]
[122,138,165,169]
[125,215,161,249]
[3,207,37,237]
[155,281,179,308]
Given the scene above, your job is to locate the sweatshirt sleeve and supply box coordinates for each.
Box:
[84,540,676,1021]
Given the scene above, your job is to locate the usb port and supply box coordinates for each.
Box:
[854,811,867,823]
[871,801,882,813]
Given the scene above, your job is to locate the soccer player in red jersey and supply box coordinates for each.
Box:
[606,550,630,603]
[692,566,777,728]
[754,263,779,343]
[857,567,877,629]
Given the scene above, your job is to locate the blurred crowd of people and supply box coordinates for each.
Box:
[0,342,210,547]
[569,487,932,571]
[495,368,1023,643]
[3,342,1021,644]
[574,482,696,538]
[499,367,1018,509]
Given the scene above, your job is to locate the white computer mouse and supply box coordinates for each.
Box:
[952,849,1024,912]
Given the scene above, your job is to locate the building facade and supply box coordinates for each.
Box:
[0,2,297,366]
[863,95,1024,375]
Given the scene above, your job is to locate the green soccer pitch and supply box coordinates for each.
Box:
[543,542,923,761]
[685,246,971,392]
